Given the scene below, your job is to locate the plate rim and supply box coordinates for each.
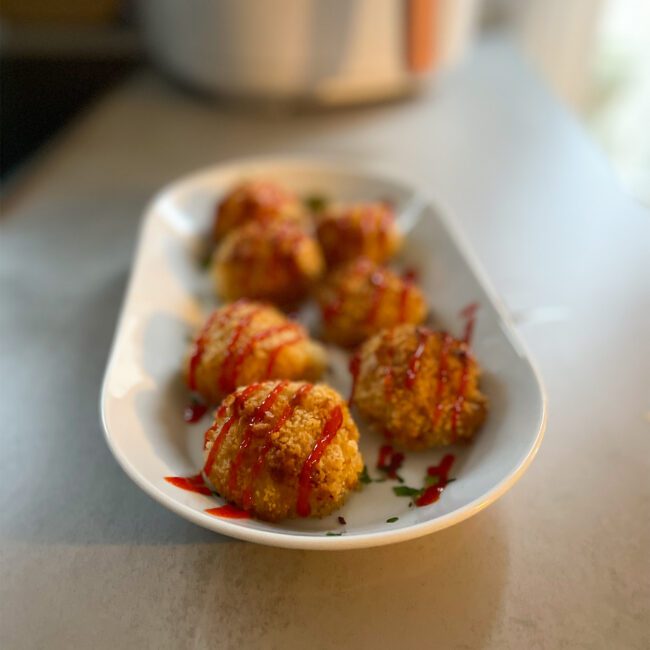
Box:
[99,155,547,550]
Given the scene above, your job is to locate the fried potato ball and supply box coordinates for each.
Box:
[185,300,326,404]
[351,324,488,449]
[316,201,402,268]
[203,380,363,521]
[316,258,428,347]
[212,220,324,306]
[213,179,306,241]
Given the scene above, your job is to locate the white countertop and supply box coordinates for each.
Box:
[1,37,648,650]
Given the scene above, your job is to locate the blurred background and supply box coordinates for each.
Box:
[1,0,648,205]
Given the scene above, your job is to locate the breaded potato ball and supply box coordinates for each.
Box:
[212,220,324,305]
[316,201,402,268]
[203,380,363,521]
[317,258,428,347]
[351,324,488,449]
[213,179,306,241]
[185,300,326,404]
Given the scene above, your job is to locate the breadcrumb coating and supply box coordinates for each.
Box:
[203,381,363,521]
[212,220,324,305]
[317,258,427,347]
[213,179,307,241]
[316,202,402,268]
[185,300,326,404]
[353,324,488,449]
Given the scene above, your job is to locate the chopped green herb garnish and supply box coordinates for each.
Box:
[424,474,440,487]
[393,485,422,498]
[304,194,329,213]
[199,249,213,271]
[386,517,399,523]
[359,465,372,484]
[326,532,342,537]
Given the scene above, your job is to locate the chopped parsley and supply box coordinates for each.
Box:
[386,517,399,523]
[392,485,423,498]
[304,194,329,213]
[326,531,342,537]
[359,465,390,485]
[198,248,213,271]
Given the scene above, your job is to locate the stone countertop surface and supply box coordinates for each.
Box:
[1,37,648,650]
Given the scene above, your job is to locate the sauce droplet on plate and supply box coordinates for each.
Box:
[205,504,251,519]
[415,454,455,507]
[164,473,212,496]
[183,400,208,423]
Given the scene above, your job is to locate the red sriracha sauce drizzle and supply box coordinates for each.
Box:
[405,326,430,389]
[296,405,344,517]
[397,282,412,324]
[460,302,478,344]
[397,267,418,324]
[432,333,453,427]
[188,302,306,417]
[242,383,314,509]
[164,473,212,496]
[168,382,320,519]
[450,302,479,439]
[267,221,309,290]
[184,400,208,423]
[376,445,404,479]
[218,307,264,394]
[187,301,243,391]
[322,258,368,325]
[265,332,304,378]
[364,268,388,326]
[204,404,226,449]
[382,329,396,399]
[203,383,261,476]
[227,323,298,385]
[205,504,251,519]
[415,454,455,507]
[227,381,288,493]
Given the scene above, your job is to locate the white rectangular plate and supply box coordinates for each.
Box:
[100,157,546,550]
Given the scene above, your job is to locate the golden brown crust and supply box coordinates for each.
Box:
[212,220,324,306]
[213,179,307,241]
[204,381,363,521]
[184,301,326,404]
[353,324,488,449]
[316,258,428,347]
[316,202,402,268]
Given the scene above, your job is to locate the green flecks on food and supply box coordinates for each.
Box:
[326,532,342,537]
[392,485,422,498]
[199,249,213,271]
[359,465,372,484]
[386,517,399,523]
[304,195,329,213]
